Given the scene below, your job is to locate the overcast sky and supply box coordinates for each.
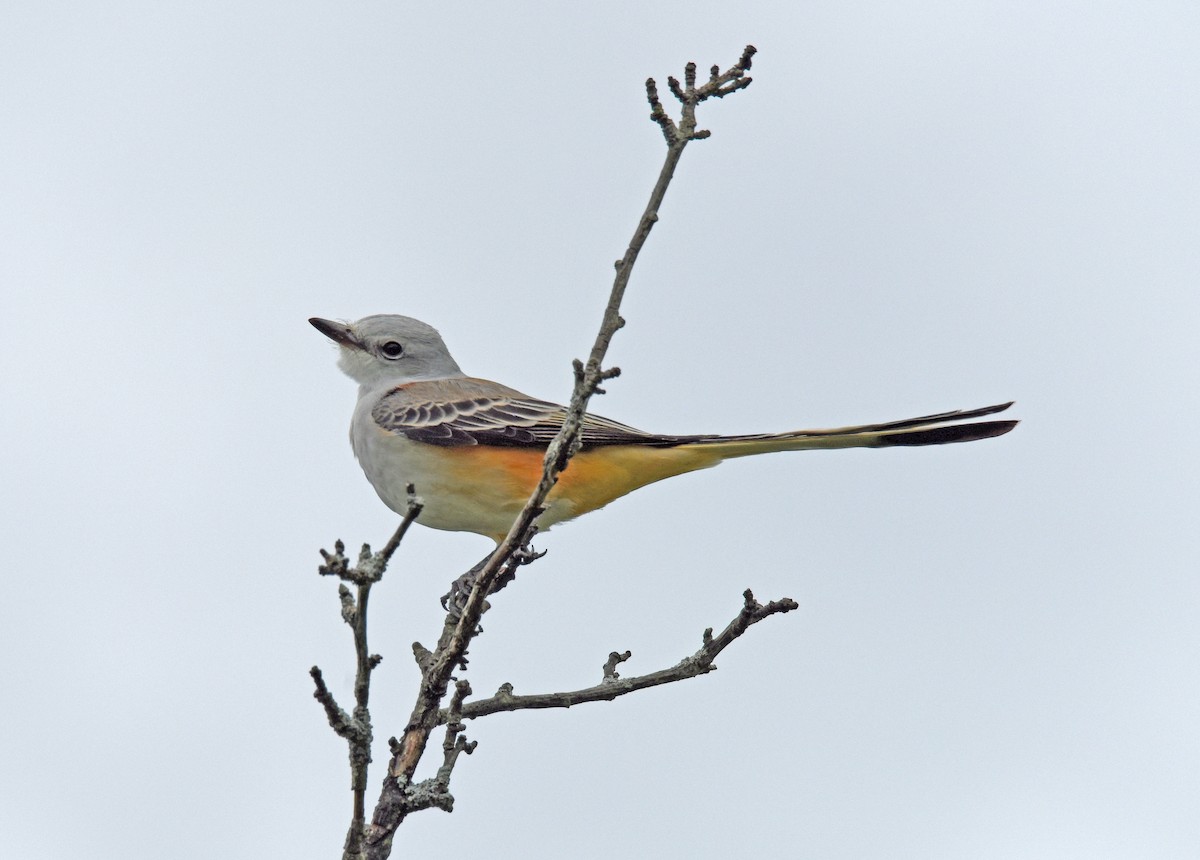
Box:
[3,3,1198,858]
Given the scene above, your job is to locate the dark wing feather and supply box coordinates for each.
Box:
[372,389,660,449]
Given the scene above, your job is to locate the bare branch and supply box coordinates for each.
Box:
[309,489,423,860]
[310,666,356,738]
[411,642,433,674]
[436,680,478,787]
[603,650,632,680]
[318,486,424,586]
[437,590,797,722]
[647,44,756,144]
[355,47,761,858]
[372,487,425,569]
[646,77,677,144]
[380,680,478,820]
[667,74,685,104]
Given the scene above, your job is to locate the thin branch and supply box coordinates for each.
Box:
[309,488,423,860]
[358,47,759,860]
[646,45,755,144]
[435,679,478,787]
[603,650,633,680]
[310,666,356,738]
[318,486,425,586]
[437,590,798,722]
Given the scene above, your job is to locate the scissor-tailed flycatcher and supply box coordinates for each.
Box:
[312,315,1016,542]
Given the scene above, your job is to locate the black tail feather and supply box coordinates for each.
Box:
[807,401,1015,437]
[876,419,1018,447]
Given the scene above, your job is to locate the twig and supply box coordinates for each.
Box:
[437,590,797,722]
[434,680,478,790]
[317,486,425,586]
[648,44,755,144]
[309,487,422,860]
[356,47,759,860]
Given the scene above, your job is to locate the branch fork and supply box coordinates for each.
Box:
[648,44,755,145]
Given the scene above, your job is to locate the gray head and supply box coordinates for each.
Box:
[310,314,465,388]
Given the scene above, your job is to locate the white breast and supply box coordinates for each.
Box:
[349,390,523,539]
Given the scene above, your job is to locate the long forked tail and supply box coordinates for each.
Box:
[676,402,1017,459]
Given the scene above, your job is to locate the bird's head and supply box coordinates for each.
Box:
[309,314,465,388]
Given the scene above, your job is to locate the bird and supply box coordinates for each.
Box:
[311,314,1017,544]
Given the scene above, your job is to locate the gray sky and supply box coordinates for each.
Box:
[3,3,1198,858]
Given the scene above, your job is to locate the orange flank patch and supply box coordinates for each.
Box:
[553,444,723,515]
[434,443,724,539]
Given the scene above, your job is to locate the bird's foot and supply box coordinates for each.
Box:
[439,542,546,618]
[440,554,491,618]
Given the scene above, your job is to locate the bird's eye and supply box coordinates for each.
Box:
[380,341,404,359]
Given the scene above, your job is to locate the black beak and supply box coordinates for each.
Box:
[309,317,364,350]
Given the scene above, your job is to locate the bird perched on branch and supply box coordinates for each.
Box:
[311,315,1016,543]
